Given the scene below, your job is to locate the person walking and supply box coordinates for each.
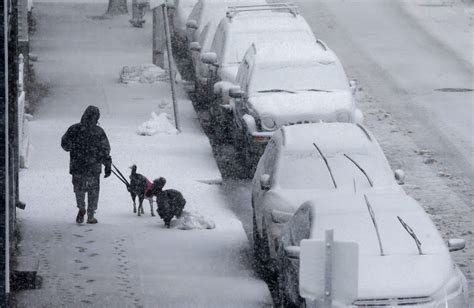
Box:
[61,105,112,224]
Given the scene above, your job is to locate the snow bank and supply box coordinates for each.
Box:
[120,64,169,84]
[171,211,216,230]
[136,112,178,136]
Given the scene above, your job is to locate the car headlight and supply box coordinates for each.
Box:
[337,111,351,123]
[261,116,276,131]
[431,270,468,306]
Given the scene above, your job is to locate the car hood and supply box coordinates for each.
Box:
[356,253,452,300]
[247,91,355,127]
[304,193,454,300]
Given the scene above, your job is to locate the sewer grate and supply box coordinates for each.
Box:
[434,88,474,93]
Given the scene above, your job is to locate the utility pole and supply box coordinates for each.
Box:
[161,2,180,132]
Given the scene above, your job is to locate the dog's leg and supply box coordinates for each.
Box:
[131,193,137,213]
[148,198,155,216]
[138,196,145,216]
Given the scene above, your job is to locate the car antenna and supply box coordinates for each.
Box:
[397,216,423,255]
[353,178,357,194]
[344,154,373,187]
[313,142,337,189]
[364,195,384,256]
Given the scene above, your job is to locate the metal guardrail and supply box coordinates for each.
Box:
[226,3,299,19]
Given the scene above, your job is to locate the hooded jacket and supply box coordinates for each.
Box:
[61,106,111,176]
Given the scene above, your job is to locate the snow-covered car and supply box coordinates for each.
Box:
[276,193,469,307]
[169,0,199,54]
[229,42,362,168]
[199,3,316,107]
[186,0,265,102]
[251,123,406,272]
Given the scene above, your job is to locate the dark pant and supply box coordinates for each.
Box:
[72,175,100,214]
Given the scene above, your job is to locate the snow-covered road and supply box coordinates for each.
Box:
[16,3,271,307]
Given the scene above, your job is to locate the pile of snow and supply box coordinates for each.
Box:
[120,64,168,84]
[136,112,178,136]
[171,211,216,230]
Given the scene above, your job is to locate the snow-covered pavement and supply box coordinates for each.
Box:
[16,3,271,307]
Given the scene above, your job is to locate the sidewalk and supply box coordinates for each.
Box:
[16,2,271,307]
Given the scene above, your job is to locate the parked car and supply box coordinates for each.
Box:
[228,42,362,169]
[275,193,468,307]
[170,0,199,55]
[251,122,405,272]
[186,0,265,102]
[199,3,316,107]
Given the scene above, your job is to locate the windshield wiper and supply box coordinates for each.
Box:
[257,89,296,94]
[313,142,337,189]
[344,154,373,187]
[299,88,332,93]
[397,216,423,255]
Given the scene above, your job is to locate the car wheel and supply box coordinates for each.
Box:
[210,100,231,144]
[276,242,308,308]
[252,209,263,267]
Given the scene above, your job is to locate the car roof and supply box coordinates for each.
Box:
[281,123,375,154]
[222,11,312,33]
[246,40,337,67]
[301,193,447,255]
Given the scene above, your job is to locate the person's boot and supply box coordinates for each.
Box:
[87,212,98,224]
[76,208,86,224]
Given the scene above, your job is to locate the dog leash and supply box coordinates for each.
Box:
[112,163,130,187]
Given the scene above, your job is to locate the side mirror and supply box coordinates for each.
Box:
[229,86,244,99]
[448,239,465,252]
[201,52,218,66]
[186,19,198,30]
[354,108,364,124]
[165,0,176,9]
[394,169,405,185]
[284,245,301,259]
[349,80,357,95]
[260,174,271,191]
[189,42,201,52]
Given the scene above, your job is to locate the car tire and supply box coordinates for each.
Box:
[209,100,232,144]
[252,209,264,271]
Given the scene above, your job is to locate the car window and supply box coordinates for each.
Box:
[276,152,336,190]
[188,1,201,23]
[288,205,311,246]
[211,23,225,61]
[237,59,250,91]
[262,140,279,180]
[198,23,210,46]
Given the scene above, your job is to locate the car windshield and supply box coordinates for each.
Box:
[250,62,349,93]
[223,31,313,65]
[276,151,394,190]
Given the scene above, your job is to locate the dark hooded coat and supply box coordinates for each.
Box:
[61,106,111,176]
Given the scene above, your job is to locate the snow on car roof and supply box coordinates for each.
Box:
[282,123,374,154]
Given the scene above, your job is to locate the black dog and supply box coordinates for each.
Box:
[150,177,186,228]
[128,165,155,217]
